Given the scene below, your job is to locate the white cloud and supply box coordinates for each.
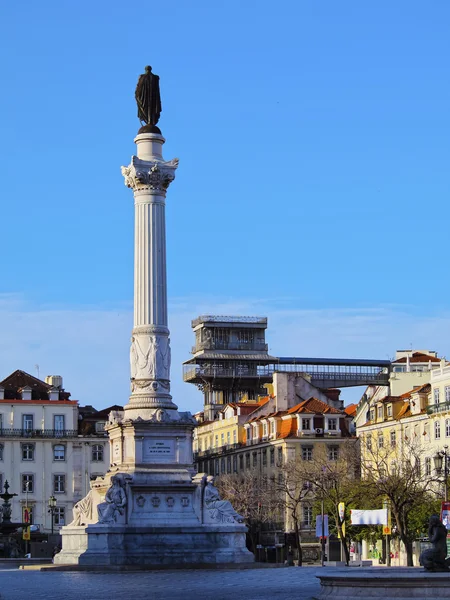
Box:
[1,294,449,412]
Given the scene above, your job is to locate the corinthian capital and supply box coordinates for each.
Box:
[121,156,179,194]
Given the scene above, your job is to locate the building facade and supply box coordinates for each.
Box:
[0,370,116,532]
[193,371,354,545]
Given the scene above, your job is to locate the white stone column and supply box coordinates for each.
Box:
[121,133,179,419]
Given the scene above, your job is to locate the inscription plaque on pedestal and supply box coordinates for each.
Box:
[143,439,175,461]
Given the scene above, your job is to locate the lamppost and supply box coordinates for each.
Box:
[433,445,449,501]
[48,495,57,535]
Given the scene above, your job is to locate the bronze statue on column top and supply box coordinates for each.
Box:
[135,66,162,134]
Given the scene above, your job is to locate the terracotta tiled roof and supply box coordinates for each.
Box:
[0,399,77,405]
[287,397,342,415]
[393,352,440,364]
[278,418,298,439]
[344,403,357,417]
[397,403,411,418]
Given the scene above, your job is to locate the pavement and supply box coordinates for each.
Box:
[0,566,323,600]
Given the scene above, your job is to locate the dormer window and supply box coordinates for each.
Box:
[387,405,392,417]
[302,418,311,431]
[327,418,338,431]
[434,388,440,405]
[377,406,383,420]
[21,387,32,401]
[262,422,268,438]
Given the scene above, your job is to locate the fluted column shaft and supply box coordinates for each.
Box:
[121,133,179,418]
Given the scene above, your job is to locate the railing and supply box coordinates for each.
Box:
[431,365,450,379]
[194,443,244,458]
[0,429,79,438]
[192,316,267,327]
[192,341,268,353]
[427,403,450,415]
[183,365,263,381]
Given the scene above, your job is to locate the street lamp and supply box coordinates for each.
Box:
[48,495,57,535]
[433,445,449,501]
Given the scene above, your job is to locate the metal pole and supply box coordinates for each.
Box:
[321,497,325,567]
[25,482,29,556]
[51,508,54,535]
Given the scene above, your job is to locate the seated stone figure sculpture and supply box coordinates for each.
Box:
[420,515,450,571]
[97,475,127,524]
[204,476,244,524]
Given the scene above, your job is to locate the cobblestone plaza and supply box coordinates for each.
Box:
[1,567,321,600]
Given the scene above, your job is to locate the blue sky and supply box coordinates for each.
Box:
[0,1,449,411]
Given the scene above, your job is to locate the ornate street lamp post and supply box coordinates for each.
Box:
[433,445,449,502]
[48,495,57,535]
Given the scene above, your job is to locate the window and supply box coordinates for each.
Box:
[378,433,384,448]
[262,449,267,466]
[53,415,65,434]
[277,447,283,464]
[0,413,3,431]
[233,430,237,444]
[270,420,276,435]
[302,504,313,527]
[215,460,219,476]
[227,431,231,446]
[22,474,34,493]
[278,472,284,485]
[92,445,104,462]
[252,452,257,467]
[302,418,311,430]
[434,388,440,405]
[95,421,106,433]
[0,444,3,461]
[53,474,65,493]
[369,409,375,421]
[232,456,237,473]
[302,446,313,461]
[387,405,392,417]
[328,446,339,461]
[446,420,450,438]
[377,406,383,420]
[390,431,396,447]
[22,414,33,432]
[425,457,432,476]
[54,507,65,526]
[446,386,450,403]
[21,443,34,461]
[221,433,224,446]
[246,429,252,443]
[435,421,441,440]
[239,454,244,470]
[270,448,275,466]
[53,445,65,461]
[328,418,337,431]
[245,453,250,468]
[366,435,372,450]
[0,473,2,490]
[262,422,268,437]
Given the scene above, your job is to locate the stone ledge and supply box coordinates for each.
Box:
[315,568,450,599]
[22,563,288,572]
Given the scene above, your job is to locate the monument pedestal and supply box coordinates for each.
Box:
[56,413,253,566]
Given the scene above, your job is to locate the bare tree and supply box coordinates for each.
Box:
[278,441,360,565]
[360,435,435,566]
[217,473,282,554]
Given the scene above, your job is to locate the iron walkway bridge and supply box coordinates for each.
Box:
[257,357,391,388]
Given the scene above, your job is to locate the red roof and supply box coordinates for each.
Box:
[344,403,357,417]
[287,397,343,415]
[393,352,440,364]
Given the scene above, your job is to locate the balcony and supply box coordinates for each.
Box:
[0,429,79,438]
[183,364,265,382]
[192,341,268,353]
[427,402,450,415]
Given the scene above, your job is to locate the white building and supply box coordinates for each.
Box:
[0,370,117,533]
